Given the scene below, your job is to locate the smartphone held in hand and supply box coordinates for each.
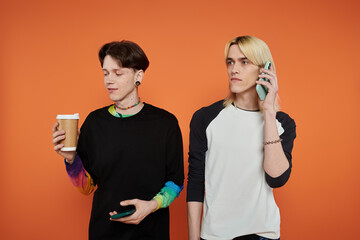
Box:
[256,61,271,101]
[110,205,136,219]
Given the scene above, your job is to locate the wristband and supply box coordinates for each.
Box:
[264,138,282,145]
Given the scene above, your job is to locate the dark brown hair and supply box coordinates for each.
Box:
[98,40,149,71]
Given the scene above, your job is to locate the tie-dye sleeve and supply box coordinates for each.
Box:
[153,181,183,210]
[65,154,96,195]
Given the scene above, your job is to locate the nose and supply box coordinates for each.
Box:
[231,62,240,75]
[105,74,114,85]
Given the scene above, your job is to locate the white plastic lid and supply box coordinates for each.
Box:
[56,113,79,119]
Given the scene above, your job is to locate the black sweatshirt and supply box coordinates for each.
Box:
[77,103,184,240]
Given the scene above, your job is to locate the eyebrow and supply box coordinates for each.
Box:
[102,68,122,71]
[226,57,248,61]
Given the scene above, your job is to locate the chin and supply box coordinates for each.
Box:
[109,96,120,102]
[229,86,244,94]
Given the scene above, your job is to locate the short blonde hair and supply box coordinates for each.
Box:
[223,36,280,111]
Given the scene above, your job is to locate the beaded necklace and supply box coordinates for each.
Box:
[115,98,141,110]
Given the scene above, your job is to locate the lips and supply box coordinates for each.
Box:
[231,77,242,81]
[107,88,118,93]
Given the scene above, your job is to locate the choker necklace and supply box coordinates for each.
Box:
[115,98,141,110]
[233,102,259,112]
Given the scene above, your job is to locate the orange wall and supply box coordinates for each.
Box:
[1,0,359,239]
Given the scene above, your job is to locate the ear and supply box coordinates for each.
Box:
[135,70,144,84]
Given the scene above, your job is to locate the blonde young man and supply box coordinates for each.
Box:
[187,36,296,240]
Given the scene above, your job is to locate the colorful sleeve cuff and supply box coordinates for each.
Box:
[65,154,83,177]
[153,181,184,211]
[65,154,96,195]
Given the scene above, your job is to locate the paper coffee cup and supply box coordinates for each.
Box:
[56,113,79,151]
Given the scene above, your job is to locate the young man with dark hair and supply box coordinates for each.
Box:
[52,40,184,240]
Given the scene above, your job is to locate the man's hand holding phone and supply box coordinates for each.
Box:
[255,61,279,112]
[109,199,158,225]
[256,61,272,101]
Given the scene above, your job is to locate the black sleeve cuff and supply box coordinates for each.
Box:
[265,166,291,188]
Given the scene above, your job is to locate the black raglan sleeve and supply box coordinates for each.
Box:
[187,109,208,202]
[265,111,296,188]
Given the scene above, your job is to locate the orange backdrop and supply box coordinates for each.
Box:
[1,0,359,239]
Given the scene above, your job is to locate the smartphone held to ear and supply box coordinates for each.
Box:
[256,61,271,101]
[110,205,136,219]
